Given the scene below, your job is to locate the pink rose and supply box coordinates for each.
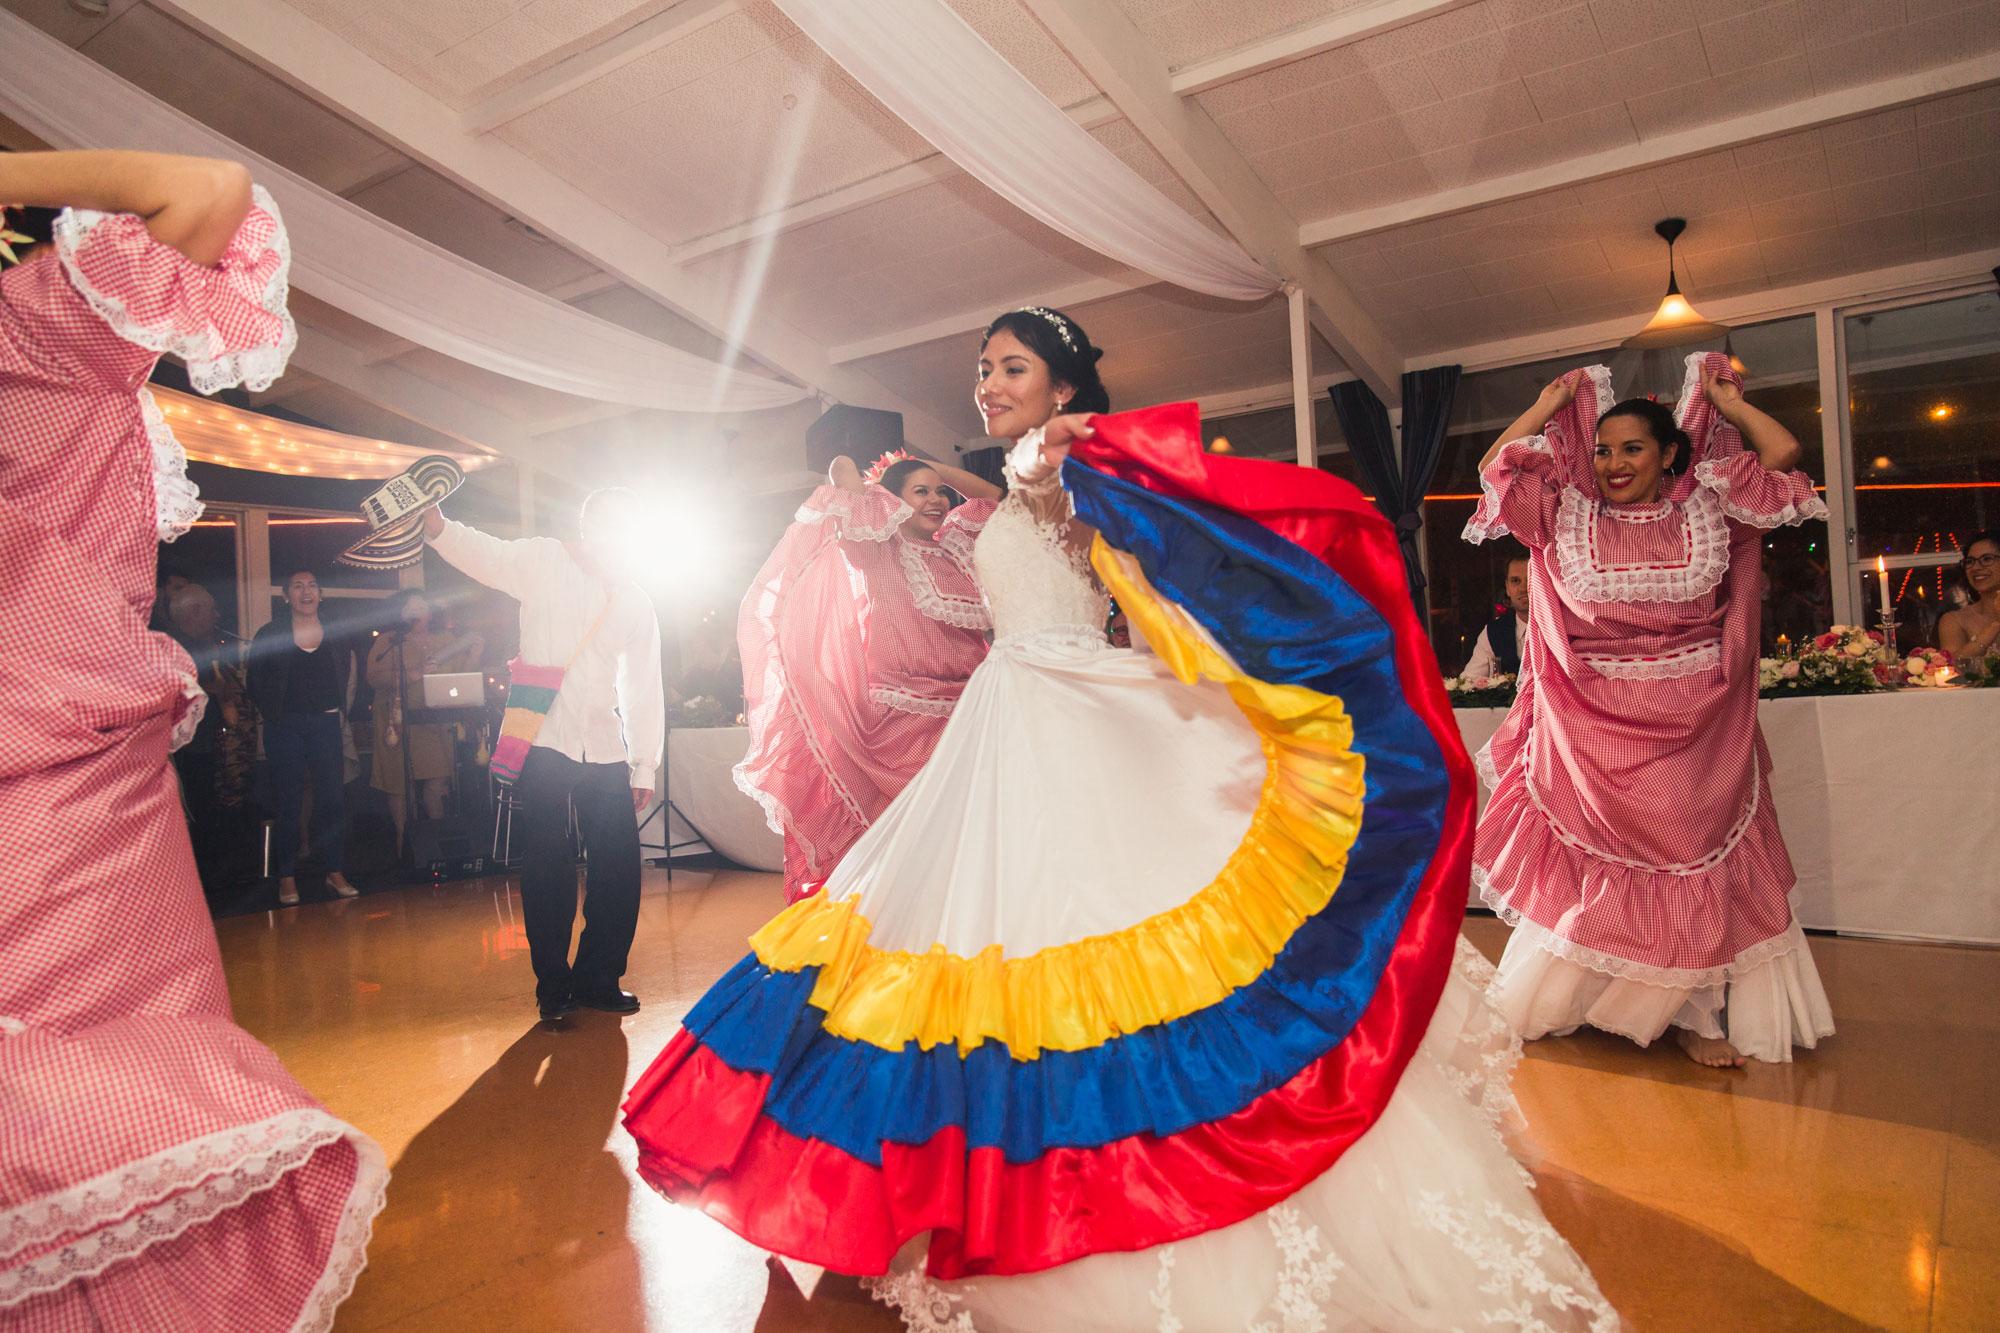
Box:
[1815,632,1839,650]
[1781,660,1800,678]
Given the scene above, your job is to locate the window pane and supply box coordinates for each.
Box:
[1424,317,1828,667]
[1845,291,2000,651]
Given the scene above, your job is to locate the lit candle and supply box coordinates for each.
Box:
[1877,555,1892,629]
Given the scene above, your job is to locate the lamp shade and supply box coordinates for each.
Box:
[1622,218,1728,349]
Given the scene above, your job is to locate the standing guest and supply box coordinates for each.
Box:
[419,491,664,1021]
[368,588,483,852]
[1464,355,1836,1067]
[1941,529,2000,664]
[1461,548,1531,679]
[0,147,383,1329]
[248,568,359,905]
[737,435,1003,901]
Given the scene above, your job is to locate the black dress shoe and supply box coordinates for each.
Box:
[574,989,640,1014]
[538,995,579,1021]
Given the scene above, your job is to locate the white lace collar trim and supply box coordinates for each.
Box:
[895,536,991,631]
[1553,483,1728,604]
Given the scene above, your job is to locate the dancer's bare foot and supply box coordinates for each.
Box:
[277,877,300,906]
[327,873,359,899]
[1677,1028,1746,1068]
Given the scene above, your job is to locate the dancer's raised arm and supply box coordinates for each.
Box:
[1702,364,1802,472]
[1479,374,1578,474]
[0,149,252,266]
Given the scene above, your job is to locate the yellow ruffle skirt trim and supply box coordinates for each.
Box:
[747,541,1365,1059]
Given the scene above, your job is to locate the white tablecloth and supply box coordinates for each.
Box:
[646,726,783,873]
[1454,691,1999,945]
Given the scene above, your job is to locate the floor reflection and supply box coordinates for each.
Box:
[205,870,1998,1332]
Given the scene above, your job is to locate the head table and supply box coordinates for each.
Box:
[1454,691,1999,946]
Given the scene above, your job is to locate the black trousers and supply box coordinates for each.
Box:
[514,747,641,1005]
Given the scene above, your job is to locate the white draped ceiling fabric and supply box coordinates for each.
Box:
[0,9,809,415]
[765,0,1281,303]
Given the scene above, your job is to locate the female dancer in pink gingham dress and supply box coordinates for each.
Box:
[0,151,384,1331]
[1464,352,1836,1067]
[736,454,1001,901]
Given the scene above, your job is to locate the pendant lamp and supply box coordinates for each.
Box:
[1622,218,1729,349]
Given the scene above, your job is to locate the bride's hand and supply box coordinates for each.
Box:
[1035,413,1095,471]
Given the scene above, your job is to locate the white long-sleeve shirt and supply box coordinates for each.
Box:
[1462,614,1528,681]
[427,520,665,791]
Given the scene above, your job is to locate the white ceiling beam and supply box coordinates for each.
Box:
[1169,0,1477,97]
[540,270,625,302]
[671,95,1120,264]
[1015,0,1405,407]
[827,272,1150,364]
[148,0,968,452]
[1407,249,2000,374]
[459,0,741,135]
[1302,52,2000,247]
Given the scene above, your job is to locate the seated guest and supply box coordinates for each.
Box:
[166,584,227,868]
[1462,550,1530,679]
[1942,529,2000,664]
[669,611,744,717]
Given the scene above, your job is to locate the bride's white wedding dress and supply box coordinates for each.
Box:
[625,414,1621,1333]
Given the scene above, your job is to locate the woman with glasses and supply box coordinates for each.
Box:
[1941,530,2000,664]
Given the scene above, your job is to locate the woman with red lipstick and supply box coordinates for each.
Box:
[1465,353,1836,1067]
[737,433,1003,902]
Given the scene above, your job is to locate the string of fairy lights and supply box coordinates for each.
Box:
[150,385,497,481]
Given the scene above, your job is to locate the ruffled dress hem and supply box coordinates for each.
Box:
[1488,914,1835,1064]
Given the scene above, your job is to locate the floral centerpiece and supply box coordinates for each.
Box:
[1894,646,1955,688]
[670,694,736,728]
[1758,625,1894,697]
[1443,673,1518,708]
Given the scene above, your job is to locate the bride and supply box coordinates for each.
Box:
[625,306,1618,1332]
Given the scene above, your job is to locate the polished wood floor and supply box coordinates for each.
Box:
[216,868,2000,1333]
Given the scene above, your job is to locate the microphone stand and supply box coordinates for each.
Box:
[389,628,421,877]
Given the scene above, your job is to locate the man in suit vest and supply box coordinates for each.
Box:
[1463,552,1530,679]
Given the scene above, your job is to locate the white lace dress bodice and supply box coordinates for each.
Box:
[972,445,1109,644]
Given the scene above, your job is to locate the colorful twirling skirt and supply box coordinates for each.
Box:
[624,405,1617,1332]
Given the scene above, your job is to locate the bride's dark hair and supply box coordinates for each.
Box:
[981,307,1110,415]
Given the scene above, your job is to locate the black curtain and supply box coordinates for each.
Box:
[1327,365,1463,626]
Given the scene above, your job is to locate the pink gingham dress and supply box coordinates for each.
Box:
[0,192,386,1330]
[735,484,994,901]
[1463,354,1835,1055]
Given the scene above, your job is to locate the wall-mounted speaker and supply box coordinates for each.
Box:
[804,405,903,475]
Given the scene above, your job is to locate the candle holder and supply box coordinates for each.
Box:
[1878,609,1901,662]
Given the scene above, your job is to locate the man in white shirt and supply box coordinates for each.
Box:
[1462,554,1530,680]
[421,491,664,1021]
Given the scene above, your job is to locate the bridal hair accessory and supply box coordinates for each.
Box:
[0,206,33,266]
[1017,306,1078,353]
[339,454,466,569]
[863,449,915,486]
